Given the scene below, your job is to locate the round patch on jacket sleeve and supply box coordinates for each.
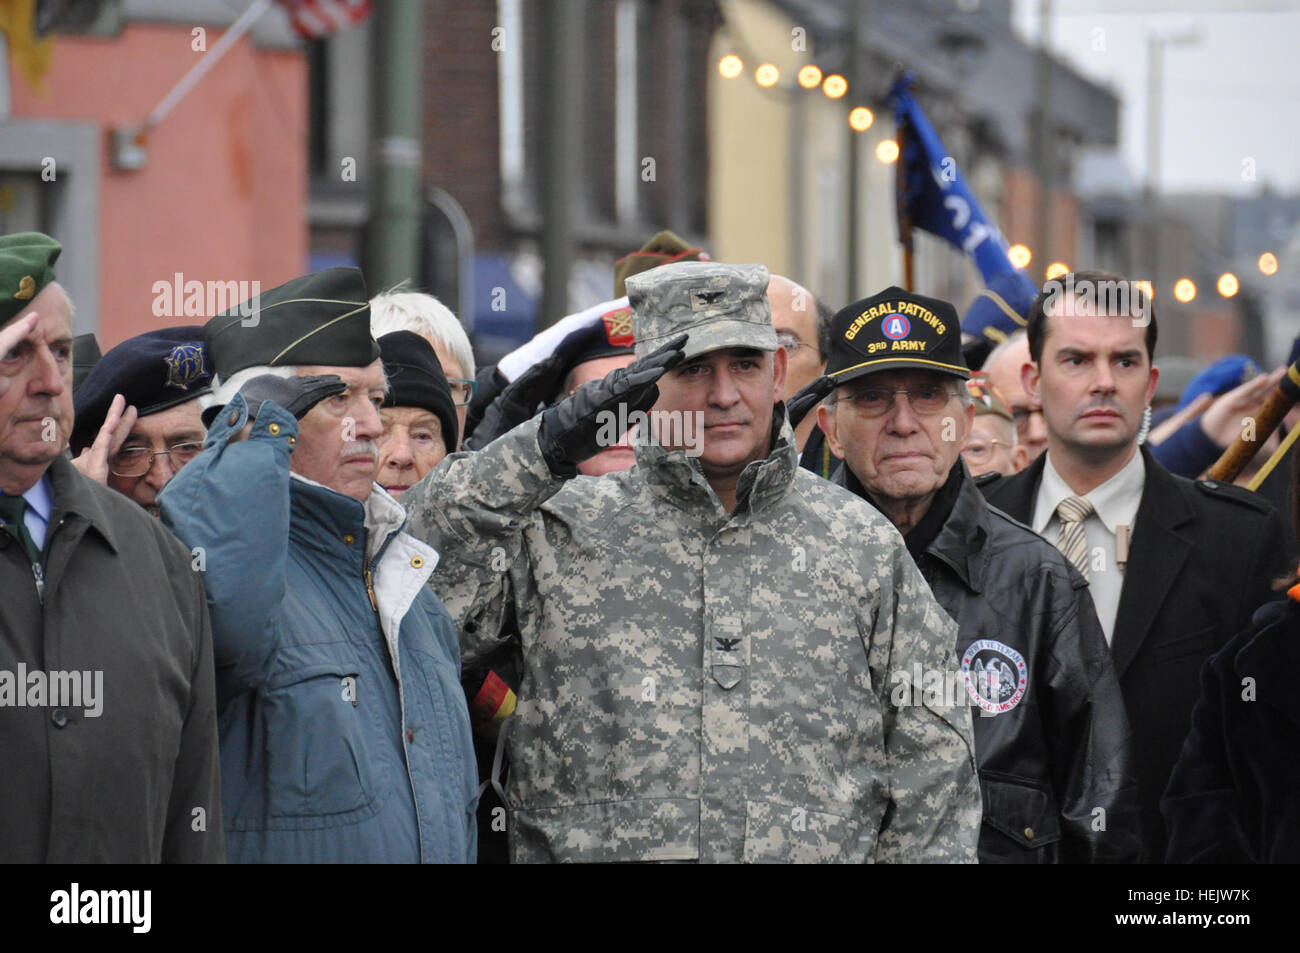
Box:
[961,639,1028,714]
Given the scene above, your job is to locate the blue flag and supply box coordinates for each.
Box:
[888,72,1038,336]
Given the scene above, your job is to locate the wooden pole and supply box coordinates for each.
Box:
[1208,361,1300,483]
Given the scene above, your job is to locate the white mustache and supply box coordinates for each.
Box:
[342,441,378,461]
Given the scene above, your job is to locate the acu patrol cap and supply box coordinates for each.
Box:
[204,266,379,379]
[72,326,211,451]
[627,261,778,361]
[825,286,969,385]
[0,231,62,327]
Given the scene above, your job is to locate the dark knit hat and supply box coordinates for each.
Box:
[378,330,458,452]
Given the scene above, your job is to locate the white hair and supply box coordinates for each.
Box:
[369,289,475,380]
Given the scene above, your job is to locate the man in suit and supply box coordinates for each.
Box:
[978,270,1288,862]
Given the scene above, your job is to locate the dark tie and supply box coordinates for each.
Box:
[0,493,40,563]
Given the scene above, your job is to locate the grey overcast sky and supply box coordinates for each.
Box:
[1010,1,1300,196]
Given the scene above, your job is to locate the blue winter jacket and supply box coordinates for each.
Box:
[159,394,478,863]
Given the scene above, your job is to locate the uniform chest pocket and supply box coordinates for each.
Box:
[263,663,379,827]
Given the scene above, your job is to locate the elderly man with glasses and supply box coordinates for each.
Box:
[71,327,211,517]
[814,286,1141,864]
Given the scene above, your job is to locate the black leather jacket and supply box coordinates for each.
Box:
[834,462,1144,863]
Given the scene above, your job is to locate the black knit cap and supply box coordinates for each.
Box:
[378,331,458,451]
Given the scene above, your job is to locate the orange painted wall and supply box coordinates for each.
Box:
[10,22,307,348]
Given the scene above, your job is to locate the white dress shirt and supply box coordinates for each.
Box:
[1032,448,1145,646]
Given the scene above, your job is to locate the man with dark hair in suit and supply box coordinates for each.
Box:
[978,269,1288,862]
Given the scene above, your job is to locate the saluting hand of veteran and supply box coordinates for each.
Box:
[71,392,138,485]
[218,373,349,442]
[0,311,41,400]
[537,333,688,476]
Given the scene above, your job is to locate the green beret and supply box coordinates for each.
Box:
[0,232,62,327]
[204,266,379,380]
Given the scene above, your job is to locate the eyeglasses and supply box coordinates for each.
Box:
[776,331,814,356]
[1010,405,1044,436]
[109,442,204,478]
[962,438,1012,465]
[837,386,957,418]
[447,378,477,407]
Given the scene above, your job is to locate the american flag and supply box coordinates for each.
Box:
[274,0,373,39]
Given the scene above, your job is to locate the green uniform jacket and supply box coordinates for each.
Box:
[403,414,980,863]
[0,454,224,863]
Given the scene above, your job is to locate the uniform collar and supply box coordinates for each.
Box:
[1033,444,1145,535]
[635,405,800,518]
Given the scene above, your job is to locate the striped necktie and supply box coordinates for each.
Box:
[1055,495,1096,580]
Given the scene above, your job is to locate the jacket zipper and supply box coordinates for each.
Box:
[31,560,44,604]
[363,562,378,613]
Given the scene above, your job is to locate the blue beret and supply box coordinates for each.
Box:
[73,326,211,450]
[1176,354,1262,411]
[960,270,1038,341]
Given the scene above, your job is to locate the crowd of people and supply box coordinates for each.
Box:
[1,227,1295,863]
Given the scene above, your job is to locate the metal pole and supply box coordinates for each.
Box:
[1031,0,1053,285]
[371,0,425,289]
[846,0,868,302]
[1146,33,1163,287]
[540,0,581,329]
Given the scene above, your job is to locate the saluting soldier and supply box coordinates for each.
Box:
[404,261,981,864]
[71,326,211,516]
[159,267,478,864]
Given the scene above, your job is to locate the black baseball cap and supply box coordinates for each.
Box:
[825,286,969,385]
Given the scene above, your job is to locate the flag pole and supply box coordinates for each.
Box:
[896,121,915,292]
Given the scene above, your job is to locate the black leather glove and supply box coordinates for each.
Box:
[465,355,569,451]
[462,364,504,445]
[237,373,348,421]
[537,335,688,477]
[786,374,836,429]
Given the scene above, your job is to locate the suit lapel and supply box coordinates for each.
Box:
[1110,450,1196,678]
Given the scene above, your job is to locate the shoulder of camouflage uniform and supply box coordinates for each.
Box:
[1193,476,1276,516]
[790,468,904,538]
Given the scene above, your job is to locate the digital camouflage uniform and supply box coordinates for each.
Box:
[402,411,981,863]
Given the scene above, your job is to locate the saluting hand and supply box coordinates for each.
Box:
[71,393,138,485]
[537,334,688,476]
[0,312,41,401]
